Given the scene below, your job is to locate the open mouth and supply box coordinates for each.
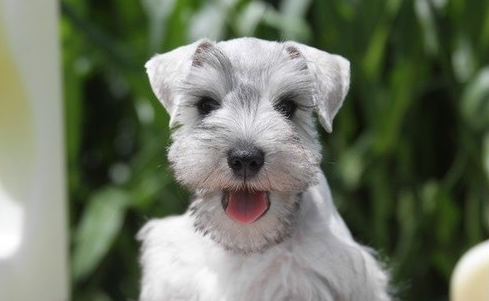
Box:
[222,190,270,224]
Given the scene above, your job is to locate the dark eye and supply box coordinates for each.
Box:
[275,99,297,119]
[196,96,220,116]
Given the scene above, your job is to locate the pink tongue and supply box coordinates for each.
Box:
[225,191,268,224]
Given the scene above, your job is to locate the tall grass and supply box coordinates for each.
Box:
[62,0,489,300]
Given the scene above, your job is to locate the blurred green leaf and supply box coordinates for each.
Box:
[461,66,489,130]
[72,187,129,281]
[421,180,438,216]
[452,34,476,83]
[280,0,311,17]
[189,2,227,41]
[393,189,417,279]
[279,0,311,40]
[141,0,178,51]
[373,59,416,154]
[396,190,416,235]
[483,133,489,180]
[61,2,134,69]
[480,3,489,50]
[422,182,458,244]
[338,135,371,189]
[414,0,439,55]
[261,7,311,41]
[363,0,402,80]
[363,24,388,80]
[235,1,267,36]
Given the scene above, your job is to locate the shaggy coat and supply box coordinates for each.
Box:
[139,38,391,301]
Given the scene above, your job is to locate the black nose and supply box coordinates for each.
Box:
[227,146,265,178]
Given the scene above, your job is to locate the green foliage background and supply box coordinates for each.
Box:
[62,0,489,300]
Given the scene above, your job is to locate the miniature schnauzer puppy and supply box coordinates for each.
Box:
[139,37,391,301]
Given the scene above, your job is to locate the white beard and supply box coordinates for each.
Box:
[138,172,390,301]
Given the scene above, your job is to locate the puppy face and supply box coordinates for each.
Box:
[146,38,350,253]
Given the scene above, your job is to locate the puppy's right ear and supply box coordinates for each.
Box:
[145,39,215,126]
[284,42,350,133]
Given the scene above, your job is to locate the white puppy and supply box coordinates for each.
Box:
[138,37,391,301]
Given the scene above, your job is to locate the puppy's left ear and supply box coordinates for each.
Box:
[285,42,350,133]
[145,39,214,126]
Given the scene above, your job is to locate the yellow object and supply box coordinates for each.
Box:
[0,0,33,260]
[450,240,489,301]
[0,1,67,300]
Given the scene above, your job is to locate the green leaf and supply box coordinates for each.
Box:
[373,59,417,154]
[421,180,438,216]
[279,0,311,18]
[235,1,267,36]
[362,0,402,80]
[261,7,311,41]
[141,0,178,51]
[480,2,489,50]
[452,34,477,83]
[394,189,417,274]
[72,187,129,282]
[483,133,489,180]
[337,134,371,189]
[414,0,439,55]
[363,24,388,80]
[428,183,458,244]
[189,2,227,41]
[460,66,489,130]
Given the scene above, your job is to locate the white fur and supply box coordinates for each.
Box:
[138,172,390,301]
[140,38,390,301]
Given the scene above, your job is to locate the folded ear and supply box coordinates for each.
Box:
[145,39,215,126]
[284,42,350,133]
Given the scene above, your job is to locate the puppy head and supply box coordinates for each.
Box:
[146,38,350,253]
